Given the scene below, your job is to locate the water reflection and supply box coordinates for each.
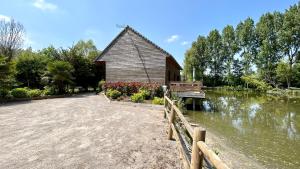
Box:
[186,90,300,169]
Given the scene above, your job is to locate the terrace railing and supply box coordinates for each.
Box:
[164,95,229,169]
[169,81,203,92]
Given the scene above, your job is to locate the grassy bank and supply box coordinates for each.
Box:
[204,86,300,98]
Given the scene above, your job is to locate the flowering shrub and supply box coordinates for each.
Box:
[152,97,164,105]
[139,89,151,99]
[106,89,122,99]
[103,82,162,96]
[131,93,144,103]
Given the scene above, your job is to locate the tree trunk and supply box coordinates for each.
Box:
[288,59,293,89]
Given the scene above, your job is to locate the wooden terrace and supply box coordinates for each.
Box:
[169,81,205,99]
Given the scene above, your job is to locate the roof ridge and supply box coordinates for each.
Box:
[126,26,171,56]
[95,26,182,69]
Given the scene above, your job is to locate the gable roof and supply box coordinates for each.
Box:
[95,26,182,70]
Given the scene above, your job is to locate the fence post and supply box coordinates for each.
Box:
[191,127,206,169]
[164,94,166,119]
[167,100,175,140]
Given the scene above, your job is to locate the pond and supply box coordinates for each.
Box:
[185,90,300,169]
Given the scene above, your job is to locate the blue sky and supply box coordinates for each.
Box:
[0,0,298,65]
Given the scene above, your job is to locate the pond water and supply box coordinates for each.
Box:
[185,90,300,169]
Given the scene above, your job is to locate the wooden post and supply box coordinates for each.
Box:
[191,127,206,169]
[167,100,175,140]
[192,98,196,111]
[164,94,166,119]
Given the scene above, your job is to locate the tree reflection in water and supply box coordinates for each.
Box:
[186,90,300,169]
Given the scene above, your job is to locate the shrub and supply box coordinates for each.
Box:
[131,93,144,103]
[154,86,164,97]
[139,89,151,99]
[47,60,74,94]
[103,82,161,96]
[152,97,164,105]
[11,88,30,98]
[28,89,43,97]
[106,89,122,99]
[43,86,56,95]
[98,80,105,92]
[0,89,10,98]
[104,82,141,95]
[241,75,272,92]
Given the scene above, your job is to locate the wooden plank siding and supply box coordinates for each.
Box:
[95,26,181,85]
[166,57,181,85]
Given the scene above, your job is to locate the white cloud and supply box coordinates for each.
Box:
[166,35,179,43]
[0,14,11,22]
[181,41,189,46]
[33,0,57,11]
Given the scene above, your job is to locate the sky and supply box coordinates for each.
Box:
[0,0,298,66]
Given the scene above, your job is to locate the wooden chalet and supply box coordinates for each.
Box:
[95,26,182,85]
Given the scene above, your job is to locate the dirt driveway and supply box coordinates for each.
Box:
[0,94,181,169]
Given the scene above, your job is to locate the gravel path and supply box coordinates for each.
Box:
[0,94,181,169]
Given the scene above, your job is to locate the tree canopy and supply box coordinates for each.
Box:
[183,2,300,89]
[0,17,102,98]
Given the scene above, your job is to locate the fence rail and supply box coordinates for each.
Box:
[169,81,203,92]
[164,95,229,169]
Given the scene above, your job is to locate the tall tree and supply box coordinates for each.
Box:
[39,45,60,60]
[74,40,99,61]
[194,36,208,81]
[56,40,100,90]
[183,36,208,81]
[0,19,25,61]
[183,47,197,81]
[279,3,300,87]
[0,55,15,97]
[256,12,283,86]
[276,60,291,87]
[46,61,74,94]
[207,29,224,86]
[222,25,239,85]
[15,49,49,88]
[292,63,300,87]
[236,18,257,75]
[0,18,23,97]
[232,59,244,85]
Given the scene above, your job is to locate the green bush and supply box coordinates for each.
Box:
[131,93,144,103]
[43,86,56,95]
[152,97,164,105]
[106,89,122,99]
[28,89,43,97]
[11,88,30,98]
[154,86,164,97]
[139,89,151,99]
[241,75,272,92]
[98,80,105,92]
[0,89,10,98]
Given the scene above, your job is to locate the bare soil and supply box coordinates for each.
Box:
[0,94,181,169]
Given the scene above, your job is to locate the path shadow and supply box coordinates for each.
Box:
[0,92,97,107]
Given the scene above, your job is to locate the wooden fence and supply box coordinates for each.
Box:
[169,81,203,92]
[164,95,230,169]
